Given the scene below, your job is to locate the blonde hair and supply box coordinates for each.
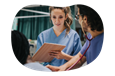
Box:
[49,6,73,36]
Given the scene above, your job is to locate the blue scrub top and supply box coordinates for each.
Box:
[80,33,104,64]
[36,27,82,66]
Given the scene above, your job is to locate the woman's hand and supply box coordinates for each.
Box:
[49,50,73,60]
[49,50,65,59]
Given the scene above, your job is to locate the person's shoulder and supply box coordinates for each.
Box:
[69,29,79,37]
[40,27,52,35]
[69,29,78,34]
[43,28,52,33]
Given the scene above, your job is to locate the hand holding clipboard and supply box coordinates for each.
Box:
[32,43,66,62]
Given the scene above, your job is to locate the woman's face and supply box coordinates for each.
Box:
[50,9,67,29]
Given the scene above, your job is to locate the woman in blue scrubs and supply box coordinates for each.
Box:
[36,6,82,66]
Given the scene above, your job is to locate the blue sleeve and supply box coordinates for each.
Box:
[80,41,88,56]
[35,33,44,53]
[73,33,82,56]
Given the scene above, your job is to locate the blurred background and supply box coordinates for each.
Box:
[12,5,86,56]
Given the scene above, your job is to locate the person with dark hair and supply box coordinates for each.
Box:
[11,30,51,71]
[36,6,82,67]
[77,5,103,32]
[46,5,104,71]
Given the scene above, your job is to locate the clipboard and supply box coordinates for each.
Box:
[32,43,66,62]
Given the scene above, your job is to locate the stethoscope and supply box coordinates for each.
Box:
[66,20,93,71]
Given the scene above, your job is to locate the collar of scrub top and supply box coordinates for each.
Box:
[66,19,93,71]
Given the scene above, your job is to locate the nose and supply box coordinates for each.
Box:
[55,18,59,23]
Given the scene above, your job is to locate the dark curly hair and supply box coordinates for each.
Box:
[77,5,103,31]
[11,30,30,64]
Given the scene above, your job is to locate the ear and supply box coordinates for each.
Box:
[83,15,87,20]
[83,15,87,23]
[83,15,89,28]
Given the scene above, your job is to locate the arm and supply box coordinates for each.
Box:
[47,33,88,71]
[62,52,73,60]
[49,50,73,61]
[61,52,86,70]
[46,52,86,71]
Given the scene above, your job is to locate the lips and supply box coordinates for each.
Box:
[55,24,61,26]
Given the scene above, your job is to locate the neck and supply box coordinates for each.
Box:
[89,29,104,38]
[53,26,66,32]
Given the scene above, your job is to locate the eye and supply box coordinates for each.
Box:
[78,15,80,17]
[59,16,63,19]
[53,16,56,19]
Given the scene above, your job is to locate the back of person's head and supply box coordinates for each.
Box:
[77,5,103,31]
[49,6,73,35]
[11,30,30,65]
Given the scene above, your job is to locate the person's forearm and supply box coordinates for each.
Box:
[60,53,82,70]
[62,53,73,61]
